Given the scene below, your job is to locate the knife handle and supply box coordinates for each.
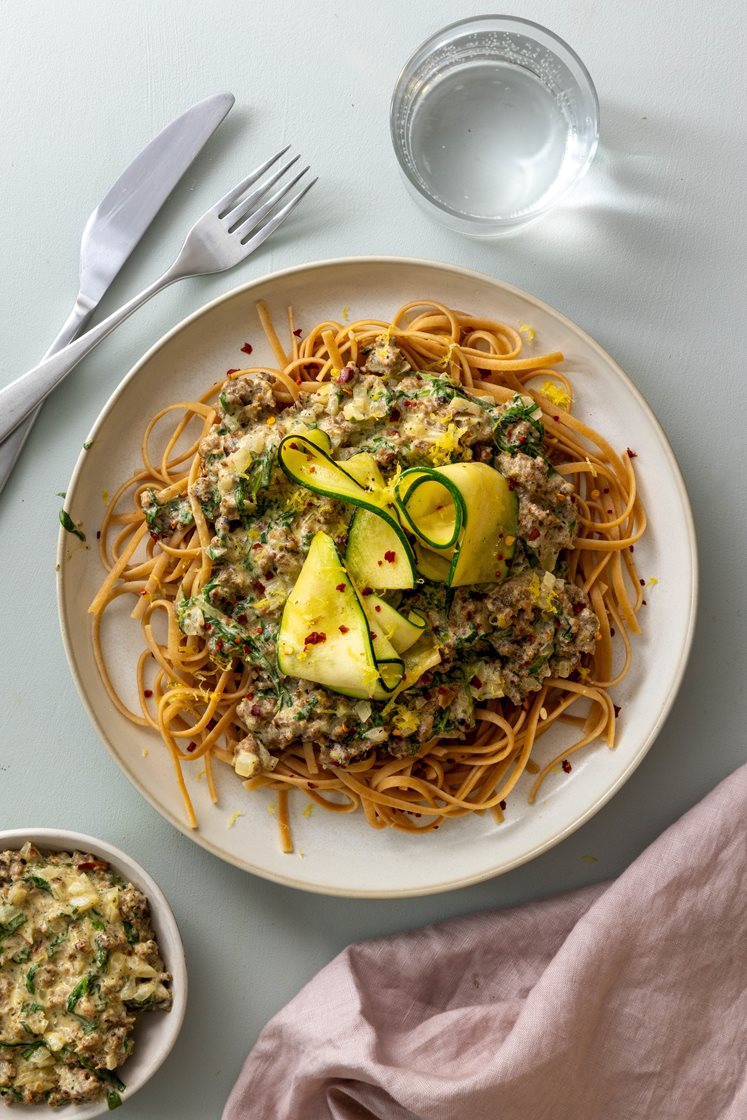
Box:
[0,295,95,496]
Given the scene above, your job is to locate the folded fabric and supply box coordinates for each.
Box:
[223,765,747,1120]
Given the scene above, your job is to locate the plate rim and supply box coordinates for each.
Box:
[57,255,699,898]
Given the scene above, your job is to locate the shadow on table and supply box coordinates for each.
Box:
[473,100,742,349]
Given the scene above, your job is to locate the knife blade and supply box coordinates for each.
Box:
[78,91,235,305]
[0,91,235,496]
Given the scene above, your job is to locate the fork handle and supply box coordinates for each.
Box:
[0,269,180,446]
[0,296,96,496]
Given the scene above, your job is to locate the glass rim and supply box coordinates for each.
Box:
[389,14,600,230]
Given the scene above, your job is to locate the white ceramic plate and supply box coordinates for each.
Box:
[0,828,187,1118]
[58,257,697,897]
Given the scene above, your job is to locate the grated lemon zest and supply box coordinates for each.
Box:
[226,811,244,829]
[427,422,466,466]
[519,323,536,341]
[302,803,314,819]
[541,381,572,410]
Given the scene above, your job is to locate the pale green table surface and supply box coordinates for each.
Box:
[1,2,745,1117]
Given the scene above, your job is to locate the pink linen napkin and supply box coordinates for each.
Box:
[223,765,747,1120]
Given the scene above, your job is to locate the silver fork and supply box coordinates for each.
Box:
[0,148,316,445]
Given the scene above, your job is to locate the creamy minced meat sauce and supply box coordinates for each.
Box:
[145,339,598,773]
[0,845,171,1108]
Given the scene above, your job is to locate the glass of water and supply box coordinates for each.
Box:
[390,15,599,237]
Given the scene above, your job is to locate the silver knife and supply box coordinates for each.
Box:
[0,91,235,495]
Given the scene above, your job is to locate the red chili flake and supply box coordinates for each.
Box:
[470,675,483,688]
[240,342,253,355]
[304,631,327,645]
[293,328,303,338]
[245,692,254,700]
[613,704,622,718]
[404,399,416,407]
[626,447,638,458]
[610,627,616,637]
[518,435,527,444]
[371,632,378,640]
[496,554,504,562]
[187,742,197,753]
[528,528,541,541]
[552,415,559,422]
[76,860,107,871]
[338,625,349,634]
[573,602,584,614]
[335,583,346,592]
[226,368,240,375]
[561,759,572,773]
[256,626,263,634]
[603,487,610,494]
[288,442,299,450]
[384,550,396,563]
[96,530,101,540]
[139,588,147,596]
[639,578,646,586]
[361,587,373,596]
[237,613,248,623]
[337,367,354,384]
[252,542,262,550]
[642,599,647,606]
[204,622,212,631]
[607,509,613,514]
[374,604,381,612]
[216,638,224,651]
[507,478,517,491]
[389,406,401,421]
[254,581,266,594]
[499,800,507,811]
[630,545,635,552]
[143,689,153,698]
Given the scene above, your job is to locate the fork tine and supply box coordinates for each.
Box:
[238,177,318,253]
[211,145,291,217]
[223,153,301,229]
[233,166,310,242]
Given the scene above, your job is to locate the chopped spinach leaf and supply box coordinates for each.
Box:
[25,965,38,994]
[21,875,52,894]
[59,509,86,541]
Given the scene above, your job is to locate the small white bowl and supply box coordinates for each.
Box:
[0,829,187,1118]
